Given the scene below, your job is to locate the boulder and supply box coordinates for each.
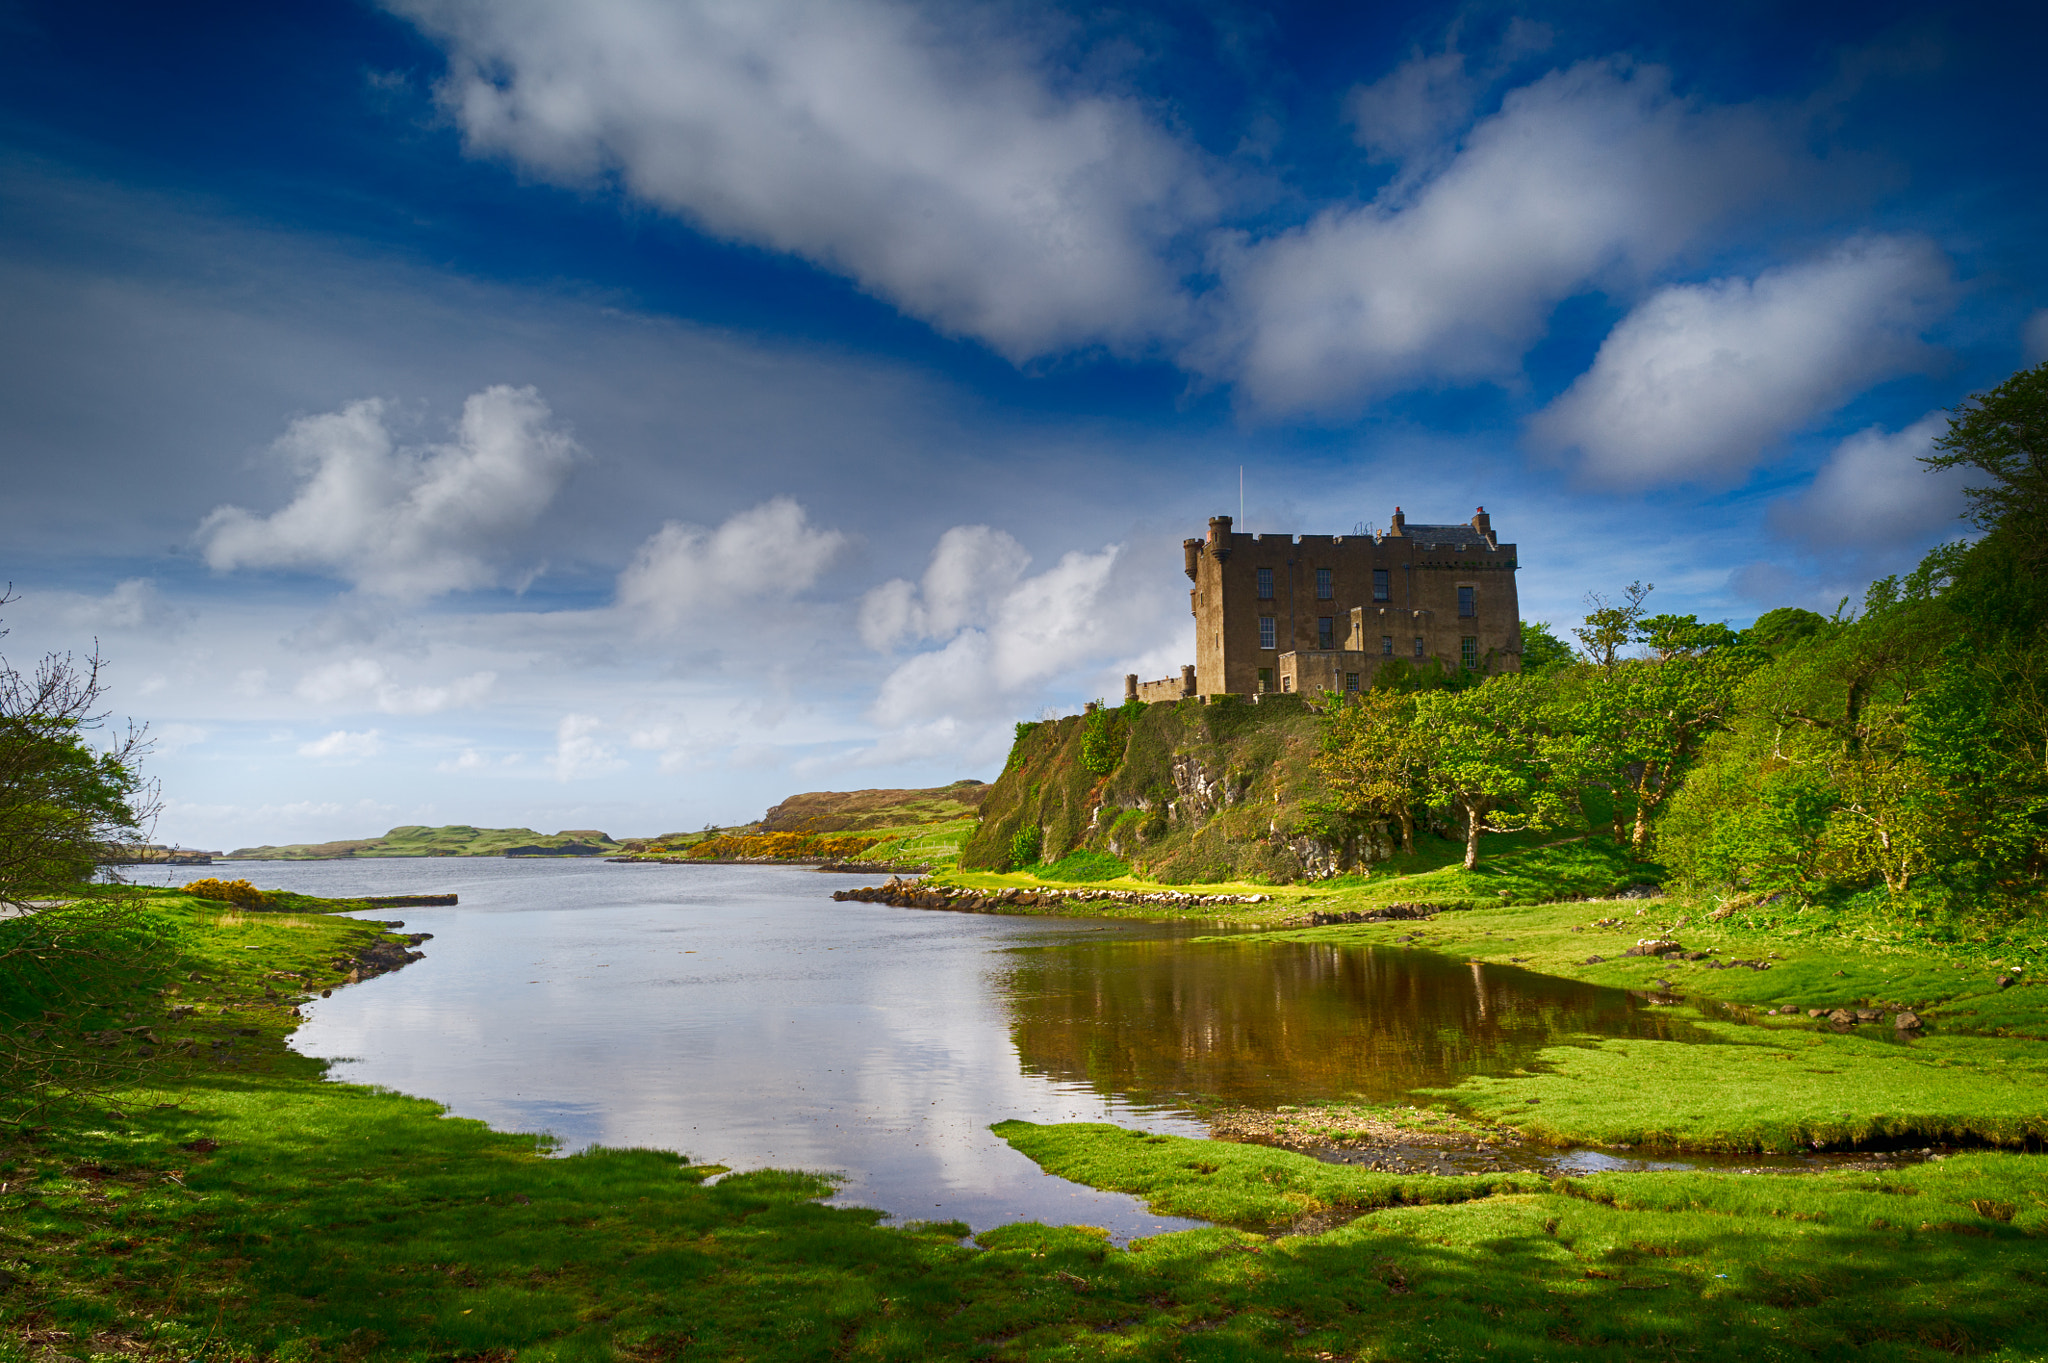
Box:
[1893,1011,1923,1031]
[1827,1008,1855,1025]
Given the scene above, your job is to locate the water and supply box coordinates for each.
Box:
[136,858,1708,1234]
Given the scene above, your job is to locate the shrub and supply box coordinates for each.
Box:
[1008,825,1043,870]
[686,832,880,861]
[181,877,270,909]
[1079,704,1126,776]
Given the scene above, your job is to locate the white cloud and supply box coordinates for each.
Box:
[550,713,625,781]
[1769,414,1971,550]
[61,578,179,631]
[391,0,1215,360]
[1531,236,1952,486]
[1204,58,1798,411]
[858,524,1031,650]
[294,658,497,714]
[615,497,847,631]
[2026,308,2048,364]
[866,529,1180,732]
[1345,49,1476,168]
[437,747,489,772]
[298,729,386,761]
[198,385,581,598]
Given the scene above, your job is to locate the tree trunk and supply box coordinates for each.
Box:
[1463,800,1483,870]
[1397,808,1415,855]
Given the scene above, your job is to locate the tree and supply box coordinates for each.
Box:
[1747,606,1829,652]
[0,595,157,905]
[0,592,161,1124]
[1316,689,1427,854]
[1634,613,1743,661]
[1924,359,2048,568]
[1413,675,1567,870]
[1517,620,1576,675]
[1573,581,1652,667]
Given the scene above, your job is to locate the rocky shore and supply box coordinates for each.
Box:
[832,876,1273,911]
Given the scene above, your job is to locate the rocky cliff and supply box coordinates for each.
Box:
[960,695,1389,884]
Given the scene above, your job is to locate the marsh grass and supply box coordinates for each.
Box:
[9,889,2048,1362]
[993,1121,2048,1360]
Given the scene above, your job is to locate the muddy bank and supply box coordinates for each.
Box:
[832,878,1274,912]
[330,920,432,983]
[1209,1104,1940,1177]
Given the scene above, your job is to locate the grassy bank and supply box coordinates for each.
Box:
[9,891,2048,1360]
[991,1121,2048,1359]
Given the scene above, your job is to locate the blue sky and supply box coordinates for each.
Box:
[3,0,2044,849]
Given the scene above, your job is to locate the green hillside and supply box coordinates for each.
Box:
[224,825,622,860]
[759,779,990,832]
[963,695,1375,884]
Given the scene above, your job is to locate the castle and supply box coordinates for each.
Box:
[1125,507,1521,702]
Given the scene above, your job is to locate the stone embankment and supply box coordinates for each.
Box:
[1282,903,1471,927]
[833,877,1272,912]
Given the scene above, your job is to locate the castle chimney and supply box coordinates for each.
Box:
[1389,506,1406,536]
[1471,505,1494,547]
[1125,674,1139,702]
[1183,538,1203,581]
[1207,515,1234,560]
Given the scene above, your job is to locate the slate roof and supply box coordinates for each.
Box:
[1396,523,1486,545]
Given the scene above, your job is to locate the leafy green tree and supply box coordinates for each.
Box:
[1413,675,1567,870]
[1516,620,1576,675]
[1747,606,1829,651]
[1924,359,2048,567]
[1572,581,1652,667]
[1,599,156,905]
[1315,689,1426,854]
[1635,613,1744,661]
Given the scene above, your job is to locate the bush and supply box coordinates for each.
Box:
[181,877,271,909]
[686,833,880,861]
[1008,825,1043,870]
[1079,704,1126,775]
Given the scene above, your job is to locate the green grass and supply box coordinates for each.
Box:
[993,1122,2048,1361]
[844,816,979,868]
[10,890,2048,1361]
[224,824,623,860]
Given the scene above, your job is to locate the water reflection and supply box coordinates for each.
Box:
[1001,937,1702,1109]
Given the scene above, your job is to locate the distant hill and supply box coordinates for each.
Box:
[224,825,622,860]
[758,780,991,833]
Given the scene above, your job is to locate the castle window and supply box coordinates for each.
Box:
[1318,617,1334,648]
[1461,637,1479,670]
[1315,568,1333,600]
[1346,672,1360,692]
[1257,667,1273,692]
[1381,635,1393,656]
[1373,569,1390,602]
[1458,585,1476,617]
[1257,567,1274,600]
[1413,637,1425,658]
[1259,616,1276,650]
[1281,675,1293,692]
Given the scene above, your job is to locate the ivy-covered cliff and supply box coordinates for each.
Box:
[960,695,1392,884]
